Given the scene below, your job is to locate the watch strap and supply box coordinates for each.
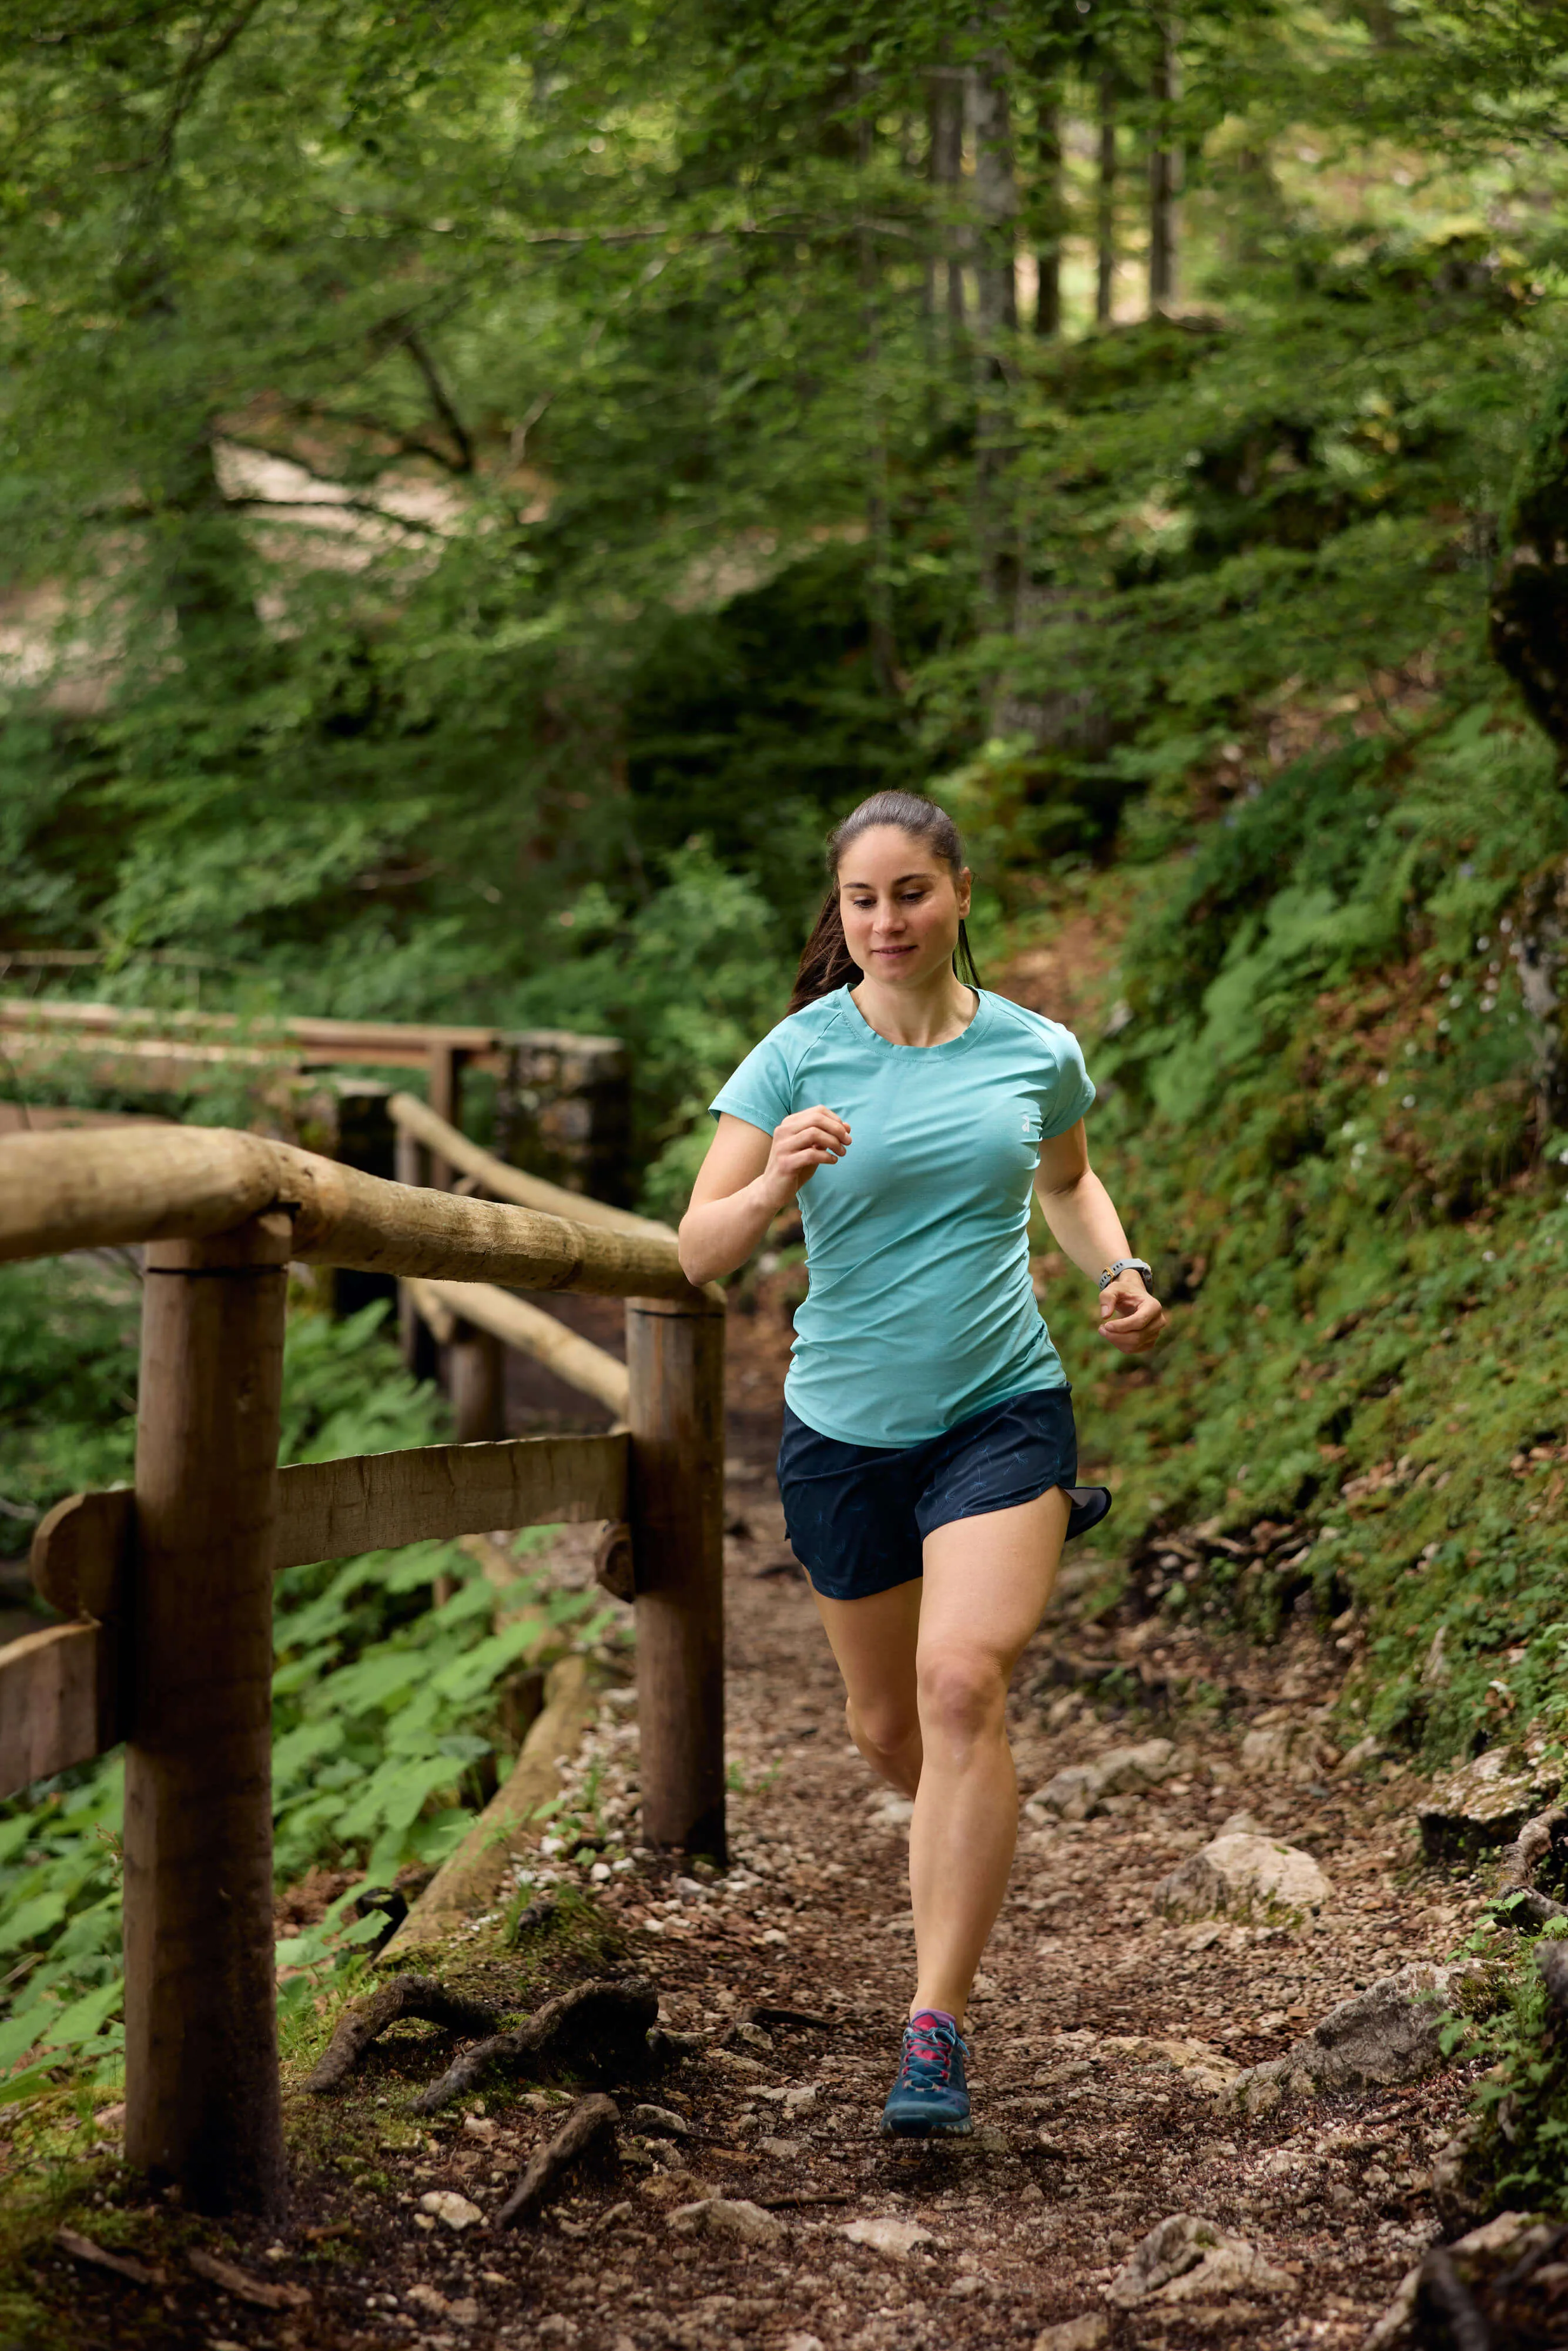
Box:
[1098,1257,1154,1293]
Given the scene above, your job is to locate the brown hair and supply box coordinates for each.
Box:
[788,791,981,1016]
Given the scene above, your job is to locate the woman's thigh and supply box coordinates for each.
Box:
[811,1576,924,1729]
[917,1489,1071,1680]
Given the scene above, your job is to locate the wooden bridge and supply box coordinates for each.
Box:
[0,1117,723,2219]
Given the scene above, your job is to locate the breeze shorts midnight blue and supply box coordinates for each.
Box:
[776,1387,1112,1603]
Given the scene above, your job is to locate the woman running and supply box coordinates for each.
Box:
[678,791,1165,2138]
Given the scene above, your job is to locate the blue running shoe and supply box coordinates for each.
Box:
[879,2010,972,2137]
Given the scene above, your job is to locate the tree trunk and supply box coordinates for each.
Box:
[1148,22,1180,313]
[1096,72,1117,326]
[1034,92,1063,338]
[928,63,966,332]
[968,58,1018,337]
[857,85,899,696]
[967,49,1019,640]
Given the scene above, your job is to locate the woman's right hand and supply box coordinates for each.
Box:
[759,1105,850,1211]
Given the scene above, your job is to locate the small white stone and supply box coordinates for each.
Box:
[669,2196,785,2246]
[1033,2317,1108,2350]
[420,2189,484,2232]
[843,2216,935,2260]
[759,1927,789,1947]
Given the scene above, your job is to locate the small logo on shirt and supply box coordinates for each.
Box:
[1021,1110,1043,1141]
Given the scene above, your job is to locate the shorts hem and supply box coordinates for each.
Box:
[917,1472,1075,1542]
[802,1559,924,1602]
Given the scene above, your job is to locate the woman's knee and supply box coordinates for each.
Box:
[916,1646,1008,1749]
[846,1689,919,1761]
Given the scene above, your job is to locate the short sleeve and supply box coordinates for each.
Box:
[710,1025,795,1136]
[1038,1027,1096,1140]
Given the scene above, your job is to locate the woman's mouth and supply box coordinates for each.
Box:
[872,944,916,959]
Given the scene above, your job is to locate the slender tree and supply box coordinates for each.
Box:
[1034,88,1064,337]
[928,59,967,333]
[1148,18,1180,313]
[1096,68,1118,324]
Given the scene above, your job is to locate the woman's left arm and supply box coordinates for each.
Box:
[1034,1121,1167,1357]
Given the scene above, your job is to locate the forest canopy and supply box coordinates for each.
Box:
[4,0,1568,1193]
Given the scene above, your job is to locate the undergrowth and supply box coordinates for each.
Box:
[0,1274,618,2116]
[1445,1918,1568,2219]
[1051,702,1568,1770]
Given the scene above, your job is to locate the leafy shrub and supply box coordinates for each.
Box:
[509,839,795,1217]
[0,1281,613,2103]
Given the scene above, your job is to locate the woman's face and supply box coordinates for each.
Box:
[836,825,971,989]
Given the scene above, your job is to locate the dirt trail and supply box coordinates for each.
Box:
[27,1324,1485,2351]
[463,1444,1475,2351]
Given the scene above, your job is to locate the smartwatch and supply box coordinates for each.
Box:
[1098,1257,1154,1294]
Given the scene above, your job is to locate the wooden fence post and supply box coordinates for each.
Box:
[450,1322,505,1443]
[425,1042,467,1191]
[626,1294,725,1859]
[396,1126,439,1384]
[123,1213,291,2216]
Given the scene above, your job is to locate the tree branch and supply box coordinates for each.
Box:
[223,494,441,535]
[393,324,475,474]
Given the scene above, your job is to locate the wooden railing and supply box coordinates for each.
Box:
[0,997,629,1197]
[0,1124,723,2219]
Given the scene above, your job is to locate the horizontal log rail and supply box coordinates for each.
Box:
[7,1432,629,1805]
[410,1277,631,1420]
[0,1125,698,1300]
[0,1622,119,1802]
[387,1090,671,1239]
[0,1119,725,2218]
[0,996,528,1073]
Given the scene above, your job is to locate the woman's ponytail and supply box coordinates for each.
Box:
[786,790,981,1016]
[788,889,862,1016]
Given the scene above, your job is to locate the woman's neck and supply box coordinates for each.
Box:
[850,968,979,1049]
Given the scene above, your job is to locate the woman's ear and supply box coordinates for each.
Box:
[956,866,973,917]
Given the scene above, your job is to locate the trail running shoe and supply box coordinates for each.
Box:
[879,2010,972,2138]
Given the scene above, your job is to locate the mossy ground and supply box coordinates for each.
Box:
[0,1888,632,2349]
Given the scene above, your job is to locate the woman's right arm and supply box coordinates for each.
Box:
[677,1107,851,1287]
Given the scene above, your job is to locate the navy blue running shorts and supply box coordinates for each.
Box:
[776,1387,1112,1603]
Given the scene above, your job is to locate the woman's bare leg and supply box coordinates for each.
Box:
[907,1489,1069,2024]
[810,1578,924,1798]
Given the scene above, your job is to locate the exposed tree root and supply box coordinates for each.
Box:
[413,1975,660,2115]
[306,1973,502,2092]
[494,2093,619,2225]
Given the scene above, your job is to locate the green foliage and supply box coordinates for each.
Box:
[1056,689,1568,1757]
[510,841,794,1214]
[0,1284,614,2099]
[0,1257,141,1522]
[1451,1923,1568,2217]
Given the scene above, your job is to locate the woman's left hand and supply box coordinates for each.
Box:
[1097,1275,1167,1355]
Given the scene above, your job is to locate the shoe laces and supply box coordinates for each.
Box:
[897,2015,958,2089]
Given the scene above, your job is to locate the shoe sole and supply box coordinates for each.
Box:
[879,2116,973,2138]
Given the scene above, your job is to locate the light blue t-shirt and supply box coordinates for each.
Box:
[709,985,1095,1448]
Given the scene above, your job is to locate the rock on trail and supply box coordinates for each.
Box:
[1225,1962,1473,2114]
[1154,1828,1332,1921]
